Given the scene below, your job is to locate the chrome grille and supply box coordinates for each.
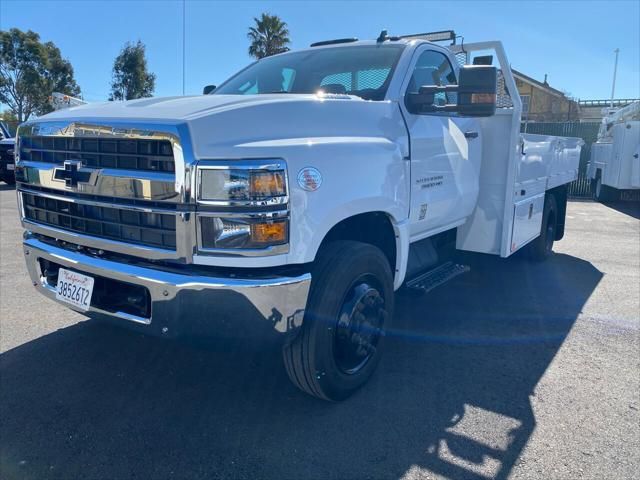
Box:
[22,192,177,250]
[20,136,175,173]
[17,121,191,261]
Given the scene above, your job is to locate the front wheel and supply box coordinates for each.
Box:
[283,241,394,401]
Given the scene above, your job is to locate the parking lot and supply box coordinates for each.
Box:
[0,184,638,480]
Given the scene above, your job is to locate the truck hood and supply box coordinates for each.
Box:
[35,93,362,123]
[25,93,410,160]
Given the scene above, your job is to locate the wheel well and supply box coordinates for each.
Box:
[317,212,397,273]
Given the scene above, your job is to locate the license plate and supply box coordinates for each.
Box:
[56,268,94,311]
[7,163,14,170]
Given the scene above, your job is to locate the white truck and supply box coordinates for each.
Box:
[588,101,640,201]
[15,32,583,401]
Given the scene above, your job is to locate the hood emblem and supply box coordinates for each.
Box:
[53,160,92,188]
[297,167,322,191]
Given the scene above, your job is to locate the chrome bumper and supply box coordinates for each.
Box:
[23,236,311,337]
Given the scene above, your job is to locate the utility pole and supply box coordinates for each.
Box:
[610,48,619,108]
[182,0,186,95]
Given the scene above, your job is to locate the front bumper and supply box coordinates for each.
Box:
[23,235,311,338]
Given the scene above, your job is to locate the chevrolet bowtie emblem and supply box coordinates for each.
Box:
[53,161,92,188]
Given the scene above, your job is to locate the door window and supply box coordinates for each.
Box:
[407,50,458,105]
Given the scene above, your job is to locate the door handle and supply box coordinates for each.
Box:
[464,131,479,139]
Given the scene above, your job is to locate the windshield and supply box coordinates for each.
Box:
[213,44,405,101]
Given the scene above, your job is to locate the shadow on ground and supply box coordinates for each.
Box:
[602,200,640,219]
[0,252,602,480]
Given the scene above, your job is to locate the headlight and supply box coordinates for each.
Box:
[199,216,288,250]
[196,160,289,255]
[198,162,287,204]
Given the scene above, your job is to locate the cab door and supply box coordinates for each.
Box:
[400,47,481,239]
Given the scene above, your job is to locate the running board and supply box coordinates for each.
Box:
[405,261,470,293]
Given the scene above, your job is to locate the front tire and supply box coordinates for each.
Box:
[283,241,394,401]
[527,193,557,262]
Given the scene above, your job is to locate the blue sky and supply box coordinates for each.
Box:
[1,0,639,104]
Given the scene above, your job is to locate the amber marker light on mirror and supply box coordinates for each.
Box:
[471,93,497,104]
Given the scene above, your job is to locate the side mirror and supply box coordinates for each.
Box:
[203,85,216,95]
[406,65,497,117]
[456,66,497,116]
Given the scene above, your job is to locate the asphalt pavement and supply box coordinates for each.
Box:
[1,184,639,480]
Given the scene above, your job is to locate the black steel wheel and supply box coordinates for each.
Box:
[334,277,387,375]
[283,241,394,401]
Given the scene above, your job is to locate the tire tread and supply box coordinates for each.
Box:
[282,241,389,401]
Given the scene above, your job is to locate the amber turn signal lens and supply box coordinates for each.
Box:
[251,221,288,245]
[250,171,286,197]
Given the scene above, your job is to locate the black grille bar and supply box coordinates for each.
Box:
[22,192,177,250]
[20,136,175,173]
[21,185,182,211]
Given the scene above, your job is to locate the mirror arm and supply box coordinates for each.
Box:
[418,84,459,95]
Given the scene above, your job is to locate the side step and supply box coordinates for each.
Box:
[405,261,470,293]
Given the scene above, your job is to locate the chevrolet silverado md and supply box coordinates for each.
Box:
[15,31,583,400]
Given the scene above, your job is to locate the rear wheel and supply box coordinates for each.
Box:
[283,241,394,401]
[527,194,557,262]
[593,174,615,202]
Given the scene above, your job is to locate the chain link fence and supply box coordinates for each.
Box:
[521,122,601,198]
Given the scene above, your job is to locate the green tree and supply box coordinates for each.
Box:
[1,110,18,136]
[247,13,291,59]
[0,28,81,122]
[109,41,156,101]
[0,110,18,123]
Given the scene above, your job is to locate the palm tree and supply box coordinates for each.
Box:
[247,13,291,59]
